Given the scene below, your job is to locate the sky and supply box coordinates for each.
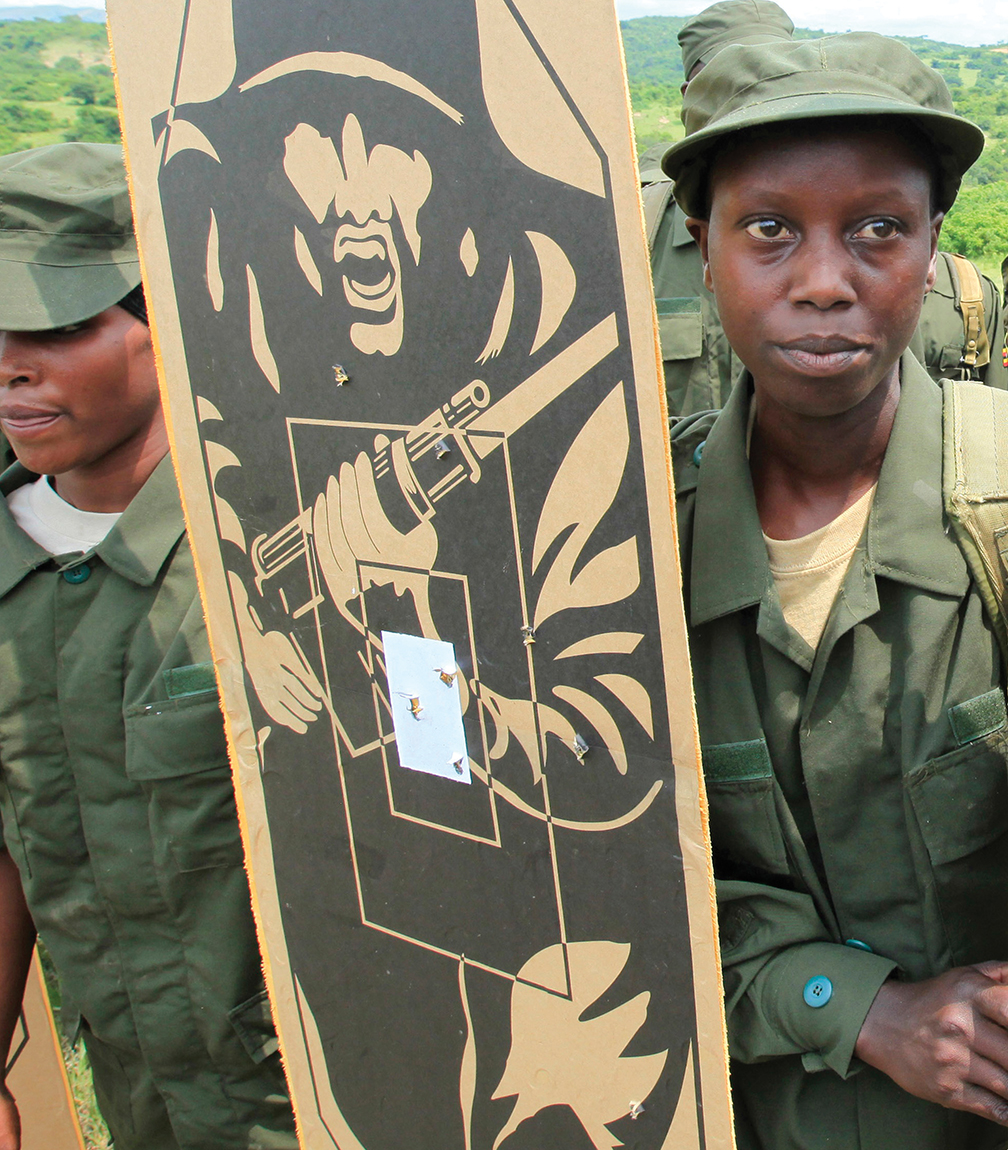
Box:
[3,0,1005,48]
[615,0,1007,47]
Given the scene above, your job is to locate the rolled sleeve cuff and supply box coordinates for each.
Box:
[755,941,897,1078]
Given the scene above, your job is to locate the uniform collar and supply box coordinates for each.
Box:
[690,377,769,625]
[690,350,967,628]
[95,454,186,586]
[0,453,185,598]
[670,202,699,249]
[0,463,51,597]
[864,351,968,596]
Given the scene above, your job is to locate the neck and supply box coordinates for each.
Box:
[53,414,170,513]
[750,363,900,540]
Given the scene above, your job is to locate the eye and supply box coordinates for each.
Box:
[853,219,900,240]
[744,218,792,241]
[48,322,88,336]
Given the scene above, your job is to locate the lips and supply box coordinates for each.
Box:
[334,220,400,316]
[0,405,63,435]
[775,336,869,374]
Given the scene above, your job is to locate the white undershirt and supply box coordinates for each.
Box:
[6,475,121,555]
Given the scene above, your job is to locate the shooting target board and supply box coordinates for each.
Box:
[108,1,733,1147]
[8,954,85,1150]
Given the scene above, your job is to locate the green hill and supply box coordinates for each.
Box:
[0,14,115,152]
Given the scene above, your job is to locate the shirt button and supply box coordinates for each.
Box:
[845,938,873,953]
[62,563,91,584]
[693,440,706,467]
[803,976,833,1008]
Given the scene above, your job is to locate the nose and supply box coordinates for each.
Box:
[787,232,858,311]
[0,333,36,387]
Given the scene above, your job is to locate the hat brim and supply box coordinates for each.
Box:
[662,93,985,216]
[0,257,142,331]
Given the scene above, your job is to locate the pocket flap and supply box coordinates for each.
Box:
[656,298,703,361]
[228,989,280,1065]
[949,688,1007,746]
[703,738,772,782]
[163,661,218,700]
[124,693,228,781]
[907,731,1008,866]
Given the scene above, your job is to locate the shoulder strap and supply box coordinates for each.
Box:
[947,253,991,370]
[942,379,1008,662]
[641,179,676,254]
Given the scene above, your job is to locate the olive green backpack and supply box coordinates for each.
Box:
[943,379,1008,662]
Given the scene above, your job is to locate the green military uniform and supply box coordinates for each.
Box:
[670,354,1008,1150]
[0,456,296,1150]
[648,196,744,415]
[661,29,1005,1150]
[911,251,1006,386]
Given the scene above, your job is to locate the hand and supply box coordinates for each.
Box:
[855,961,1008,1125]
[312,451,439,635]
[0,1084,20,1150]
[228,571,325,734]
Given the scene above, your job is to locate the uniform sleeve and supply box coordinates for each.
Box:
[718,879,896,1077]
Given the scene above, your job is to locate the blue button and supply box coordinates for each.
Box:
[845,938,873,953]
[62,563,91,584]
[693,440,706,467]
[803,976,833,1008]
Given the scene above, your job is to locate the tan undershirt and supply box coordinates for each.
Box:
[764,485,876,650]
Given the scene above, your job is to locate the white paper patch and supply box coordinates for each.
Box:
[382,631,471,784]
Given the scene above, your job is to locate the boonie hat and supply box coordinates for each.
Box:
[679,0,794,80]
[663,32,985,217]
[0,142,140,331]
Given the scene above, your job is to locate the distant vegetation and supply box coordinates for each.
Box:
[0,15,115,154]
[0,12,1000,280]
[621,16,1008,280]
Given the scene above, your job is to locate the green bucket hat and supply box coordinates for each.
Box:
[0,142,140,331]
[679,0,794,80]
[662,32,985,218]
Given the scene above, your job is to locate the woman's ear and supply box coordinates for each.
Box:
[925,212,944,294]
[686,217,712,292]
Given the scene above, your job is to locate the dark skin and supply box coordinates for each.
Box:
[688,123,1008,1128]
[0,305,167,512]
[0,851,33,1150]
[0,303,165,1147]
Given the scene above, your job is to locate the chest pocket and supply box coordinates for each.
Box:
[906,696,1008,965]
[657,298,703,362]
[704,738,791,877]
[124,678,242,874]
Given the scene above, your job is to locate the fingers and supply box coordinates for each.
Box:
[314,481,357,607]
[971,1013,1008,1076]
[278,667,324,713]
[976,961,1008,987]
[289,638,325,697]
[341,456,378,560]
[275,682,322,729]
[975,981,1008,1033]
[955,1081,1008,1127]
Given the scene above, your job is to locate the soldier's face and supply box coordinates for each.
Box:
[283,112,433,358]
[690,124,941,419]
[0,305,163,486]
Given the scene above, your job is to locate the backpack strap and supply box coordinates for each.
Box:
[641,179,676,254]
[947,253,991,371]
[942,379,1008,663]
